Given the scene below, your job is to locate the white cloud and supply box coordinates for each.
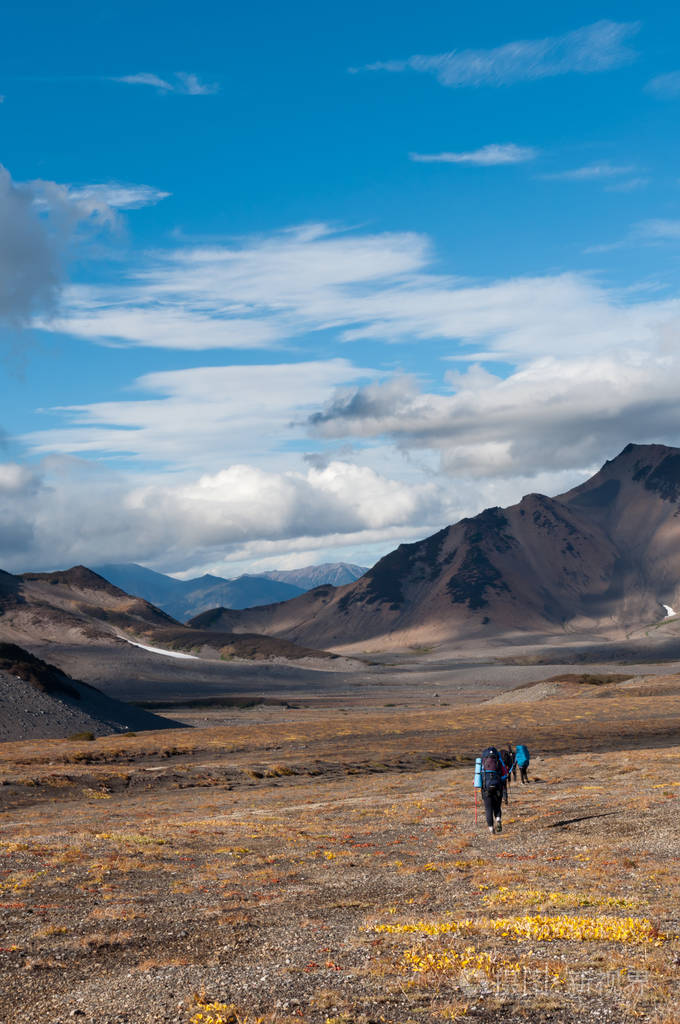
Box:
[0,165,63,326]
[49,295,283,350]
[12,219,680,575]
[66,183,171,213]
[605,177,649,193]
[353,20,638,87]
[645,71,680,98]
[0,164,174,331]
[9,358,450,573]
[308,348,680,480]
[34,224,680,362]
[113,72,218,95]
[115,73,173,91]
[175,72,218,96]
[410,144,537,165]
[46,224,431,349]
[0,463,40,495]
[0,454,443,574]
[584,217,680,254]
[540,163,636,181]
[21,359,379,468]
[638,219,680,241]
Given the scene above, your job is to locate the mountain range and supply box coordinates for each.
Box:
[189,444,680,653]
[92,562,368,621]
[0,565,334,662]
[3,444,680,662]
[262,563,368,589]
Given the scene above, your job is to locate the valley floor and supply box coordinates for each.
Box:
[1,683,680,1024]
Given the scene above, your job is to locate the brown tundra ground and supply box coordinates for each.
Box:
[1,672,680,1024]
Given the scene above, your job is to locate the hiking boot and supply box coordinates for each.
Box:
[488,825,494,834]
[494,817,502,833]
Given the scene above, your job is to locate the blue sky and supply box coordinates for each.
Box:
[2,2,680,577]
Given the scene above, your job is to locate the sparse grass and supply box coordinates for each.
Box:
[1,696,680,1023]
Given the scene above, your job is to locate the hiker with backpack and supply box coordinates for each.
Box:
[499,746,515,804]
[516,744,530,783]
[475,746,508,834]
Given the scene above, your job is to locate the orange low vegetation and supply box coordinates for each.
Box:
[1,691,679,1023]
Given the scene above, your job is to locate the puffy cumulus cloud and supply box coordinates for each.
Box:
[0,456,443,575]
[0,463,41,560]
[309,376,421,430]
[0,462,41,495]
[0,166,62,325]
[0,164,169,329]
[308,349,680,480]
[353,21,638,87]
[131,460,440,543]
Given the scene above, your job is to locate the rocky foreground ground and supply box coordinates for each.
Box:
[1,681,679,1024]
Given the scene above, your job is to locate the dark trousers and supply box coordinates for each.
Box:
[519,764,529,783]
[482,785,502,827]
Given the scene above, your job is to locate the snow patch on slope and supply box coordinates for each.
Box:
[117,636,199,660]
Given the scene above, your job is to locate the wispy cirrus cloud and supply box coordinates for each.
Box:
[40,223,680,357]
[351,20,638,87]
[638,219,680,241]
[31,228,680,475]
[16,220,680,575]
[540,162,636,181]
[112,72,218,95]
[410,143,537,166]
[645,71,680,99]
[47,224,430,350]
[586,218,680,253]
[604,177,649,193]
[22,359,377,467]
[67,183,171,212]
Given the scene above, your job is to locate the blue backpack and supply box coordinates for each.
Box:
[516,744,530,767]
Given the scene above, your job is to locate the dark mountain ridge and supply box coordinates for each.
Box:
[0,641,183,741]
[195,444,680,652]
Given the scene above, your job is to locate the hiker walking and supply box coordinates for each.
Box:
[476,746,508,834]
[499,746,515,804]
[516,744,530,784]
